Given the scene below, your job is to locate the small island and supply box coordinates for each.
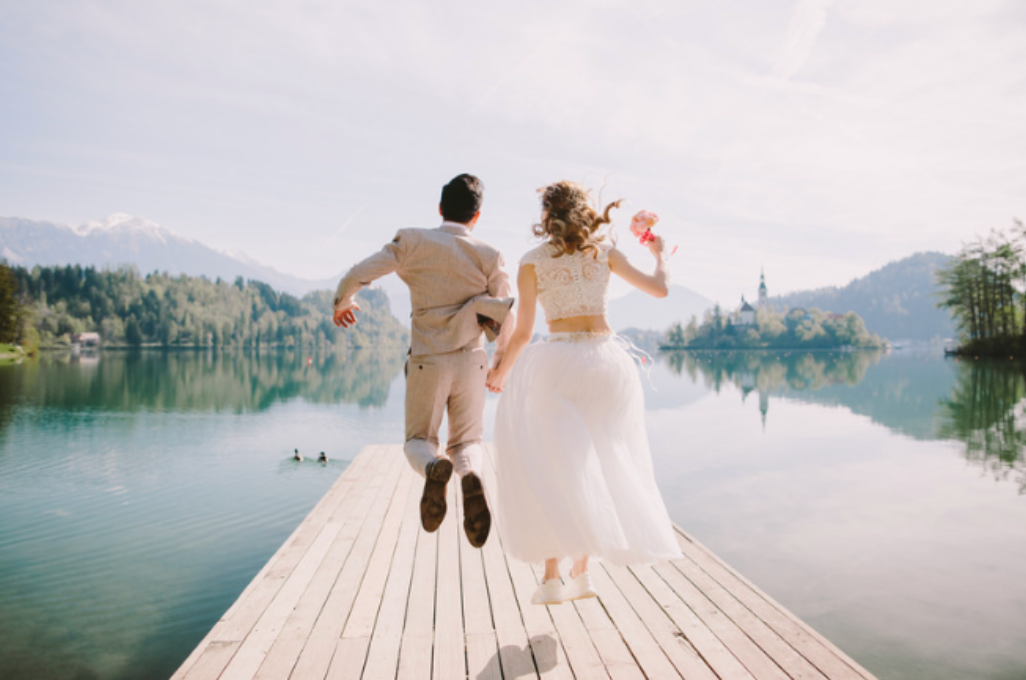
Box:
[661,272,884,351]
[662,306,883,350]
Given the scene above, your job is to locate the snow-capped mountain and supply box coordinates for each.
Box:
[74,213,173,241]
[0,214,328,296]
[2,213,708,330]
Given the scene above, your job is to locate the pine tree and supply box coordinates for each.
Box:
[0,262,20,344]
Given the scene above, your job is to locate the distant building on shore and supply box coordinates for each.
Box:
[738,298,756,327]
[72,332,101,349]
[732,271,768,327]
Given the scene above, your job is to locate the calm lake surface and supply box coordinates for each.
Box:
[1,348,1025,679]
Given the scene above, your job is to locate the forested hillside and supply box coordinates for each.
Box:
[9,264,408,349]
[771,252,954,341]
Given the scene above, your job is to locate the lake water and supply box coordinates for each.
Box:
[1,348,1025,680]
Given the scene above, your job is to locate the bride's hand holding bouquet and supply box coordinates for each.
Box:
[629,210,677,257]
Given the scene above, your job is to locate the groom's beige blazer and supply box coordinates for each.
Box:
[334,222,514,477]
[334,223,514,356]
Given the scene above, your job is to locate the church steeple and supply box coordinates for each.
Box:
[758,268,768,309]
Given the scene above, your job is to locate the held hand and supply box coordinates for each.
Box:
[486,368,507,393]
[333,301,361,328]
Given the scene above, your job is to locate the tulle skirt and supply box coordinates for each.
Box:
[494,333,683,566]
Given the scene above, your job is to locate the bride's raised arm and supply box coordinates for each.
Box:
[608,236,670,298]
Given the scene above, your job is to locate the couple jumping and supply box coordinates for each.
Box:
[333,174,681,605]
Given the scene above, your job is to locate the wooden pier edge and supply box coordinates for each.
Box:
[172,444,878,680]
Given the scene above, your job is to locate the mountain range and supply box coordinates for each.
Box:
[768,252,955,342]
[0,214,331,297]
[1,214,956,340]
[608,252,955,341]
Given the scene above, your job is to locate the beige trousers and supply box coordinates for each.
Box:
[404,346,488,479]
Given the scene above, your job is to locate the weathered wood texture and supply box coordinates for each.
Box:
[173,444,877,680]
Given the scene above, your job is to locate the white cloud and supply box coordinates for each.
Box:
[771,0,836,82]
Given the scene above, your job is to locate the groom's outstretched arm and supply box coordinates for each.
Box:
[333,232,407,328]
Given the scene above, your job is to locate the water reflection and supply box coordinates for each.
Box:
[661,350,885,429]
[647,351,1026,680]
[0,349,406,420]
[2,348,1026,679]
[939,359,1026,492]
[0,349,408,680]
[661,349,1026,493]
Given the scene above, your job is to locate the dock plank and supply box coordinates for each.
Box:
[671,532,875,680]
[353,470,420,679]
[628,562,756,680]
[480,445,577,680]
[664,555,829,680]
[652,560,791,680]
[587,565,683,680]
[395,506,438,680]
[251,454,402,680]
[532,563,611,680]
[573,592,645,680]
[432,478,466,680]
[599,563,717,680]
[457,484,503,680]
[287,453,405,679]
[175,447,389,680]
[479,524,538,679]
[173,444,878,680]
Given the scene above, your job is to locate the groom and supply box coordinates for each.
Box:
[332,174,514,548]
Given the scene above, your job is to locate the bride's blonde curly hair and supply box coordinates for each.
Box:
[533,181,621,258]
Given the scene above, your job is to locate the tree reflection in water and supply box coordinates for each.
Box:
[661,349,1026,493]
[0,349,407,417]
[939,359,1026,493]
[661,350,884,427]
[663,349,881,392]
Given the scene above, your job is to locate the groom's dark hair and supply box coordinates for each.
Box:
[440,174,484,224]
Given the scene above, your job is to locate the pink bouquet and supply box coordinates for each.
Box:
[629,211,659,244]
[629,210,678,255]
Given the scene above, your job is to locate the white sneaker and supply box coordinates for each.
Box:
[562,572,597,601]
[531,578,563,605]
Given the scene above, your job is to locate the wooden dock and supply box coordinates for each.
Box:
[172,444,877,680]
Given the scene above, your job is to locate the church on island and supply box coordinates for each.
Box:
[733,270,769,328]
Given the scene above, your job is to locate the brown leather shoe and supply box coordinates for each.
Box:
[461,472,491,548]
[421,457,453,532]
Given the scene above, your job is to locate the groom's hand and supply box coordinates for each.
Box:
[333,301,361,328]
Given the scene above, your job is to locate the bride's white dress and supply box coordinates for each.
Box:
[494,242,682,565]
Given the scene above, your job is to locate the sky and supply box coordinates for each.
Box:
[1,0,1024,305]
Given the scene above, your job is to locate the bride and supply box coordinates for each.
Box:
[486,181,682,605]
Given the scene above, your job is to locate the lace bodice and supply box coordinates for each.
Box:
[520,242,611,323]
